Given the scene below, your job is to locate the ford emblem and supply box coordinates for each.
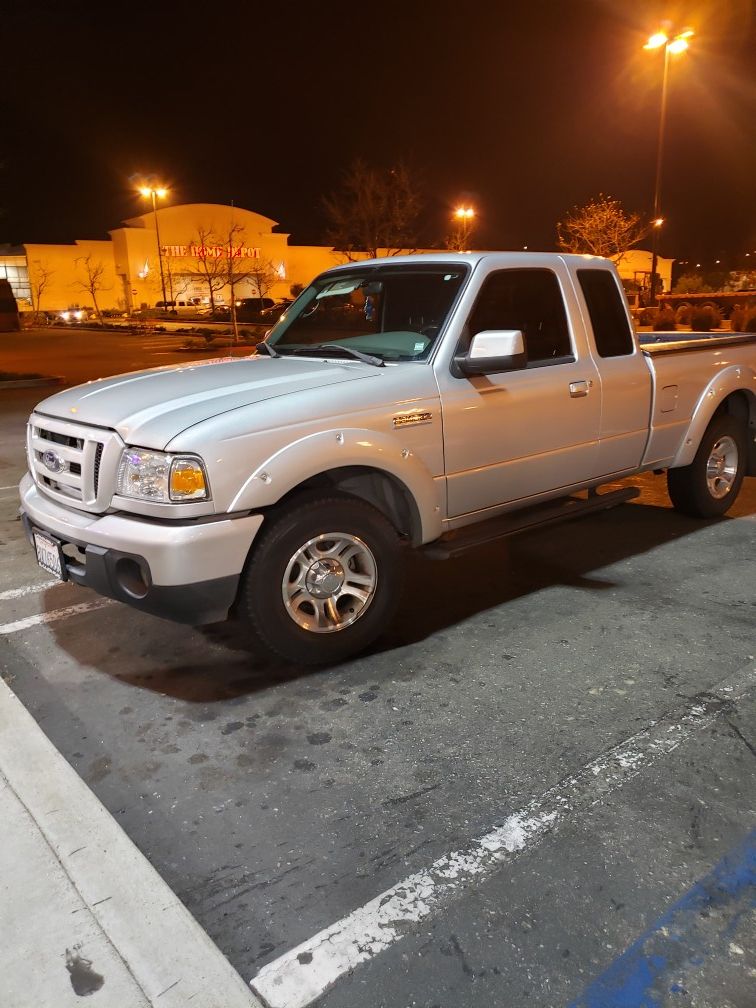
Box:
[42,449,66,473]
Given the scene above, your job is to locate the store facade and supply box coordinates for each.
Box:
[0,202,674,314]
[10,203,346,315]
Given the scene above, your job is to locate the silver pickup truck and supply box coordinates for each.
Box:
[19,253,756,664]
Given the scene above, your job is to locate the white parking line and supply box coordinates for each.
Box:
[0,581,59,602]
[0,484,20,491]
[0,599,114,635]
[250,664,756,1008]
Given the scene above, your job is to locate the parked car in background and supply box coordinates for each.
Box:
[235,297,275,322]
[257,299,294,324]
[155,299,204,317]
[58,307,91,323]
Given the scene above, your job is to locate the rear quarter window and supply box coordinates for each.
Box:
[577,269,635,358]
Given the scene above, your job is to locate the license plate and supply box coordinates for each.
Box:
[33,531,66,580]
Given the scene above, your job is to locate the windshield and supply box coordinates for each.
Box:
[265,264,469,361]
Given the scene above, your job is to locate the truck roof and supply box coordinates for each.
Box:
[325,251,617,272]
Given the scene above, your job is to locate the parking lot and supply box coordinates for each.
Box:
[1,331,754,1007]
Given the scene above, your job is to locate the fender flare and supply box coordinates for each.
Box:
[672,364,756,468]
[229,427,444,543]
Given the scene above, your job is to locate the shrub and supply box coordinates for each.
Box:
[637,307,656,326]
[730,304,756,332]
[675,304,691,326]
[652,307,676,330]
[672,273,711,295]
[690,305,722,332]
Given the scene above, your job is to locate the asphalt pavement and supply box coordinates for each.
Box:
[1,332,754,1008]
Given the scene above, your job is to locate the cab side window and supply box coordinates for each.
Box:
[468,269,573,365]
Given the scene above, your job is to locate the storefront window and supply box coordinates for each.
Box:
[0,262,31,305]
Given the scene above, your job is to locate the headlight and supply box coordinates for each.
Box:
[116,448,210,502]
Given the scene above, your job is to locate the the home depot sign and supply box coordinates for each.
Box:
[162,245,261,259]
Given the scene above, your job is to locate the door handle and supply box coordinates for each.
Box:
[569,380,592,398]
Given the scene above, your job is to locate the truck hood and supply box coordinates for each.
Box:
[34,355,381,449]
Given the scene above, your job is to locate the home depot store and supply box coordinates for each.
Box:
[13,203,348,314]
[3,201,675,314]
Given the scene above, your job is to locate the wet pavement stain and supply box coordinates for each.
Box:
[307,732,332,746]
[87,757,111,785]
[321,698,348,711]
[65,947,104,997]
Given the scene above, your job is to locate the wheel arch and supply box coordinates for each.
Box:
[270,466,425,545]
[672,368,756,473]
[229,428,443,545]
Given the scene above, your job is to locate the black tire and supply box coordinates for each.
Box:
[667,414,747,518]
[239,494,402,665]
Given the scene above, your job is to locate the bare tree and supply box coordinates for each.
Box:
[246,257,279,300]
[323,159,424,259]
[445,208,477,252]
[224,223,257,340]
[72,256,109,320]
[29,259,55,321]
[188,226,227,313]
[557,195,648,262]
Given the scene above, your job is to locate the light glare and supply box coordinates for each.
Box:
[644,31,668,49]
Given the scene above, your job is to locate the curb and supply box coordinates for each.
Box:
[0,678,263,1008]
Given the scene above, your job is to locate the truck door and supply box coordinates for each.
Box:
[438,263,602,517]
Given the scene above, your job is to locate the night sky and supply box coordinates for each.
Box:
[2,0,754,266]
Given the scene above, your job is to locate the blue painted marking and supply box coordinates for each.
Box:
[568,829,756,1008]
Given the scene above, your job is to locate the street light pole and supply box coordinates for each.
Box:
[644,28,693,306]
[139,184,169,315]
[453,206,476,252]
[649,42,670,306]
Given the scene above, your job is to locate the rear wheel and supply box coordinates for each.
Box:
[239,494,402,665]
[667,414,747,517]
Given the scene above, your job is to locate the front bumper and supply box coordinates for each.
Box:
[19,473,265,625]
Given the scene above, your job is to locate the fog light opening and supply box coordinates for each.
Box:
[114,557,149,599]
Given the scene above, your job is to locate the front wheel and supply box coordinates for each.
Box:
[239,494,402,665]
[667,414,747,518]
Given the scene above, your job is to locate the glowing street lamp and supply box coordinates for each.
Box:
[644,26,694,304]
[139,184,170,313]
[453,205,476,251]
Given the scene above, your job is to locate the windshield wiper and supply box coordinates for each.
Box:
[290,344,385,367]
[256,340,280,358]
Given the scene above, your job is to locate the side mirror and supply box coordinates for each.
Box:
[453,330,527,377]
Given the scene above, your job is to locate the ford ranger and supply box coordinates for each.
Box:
[19,253,756,664]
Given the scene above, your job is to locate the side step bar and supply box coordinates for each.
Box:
[422,485,640,561]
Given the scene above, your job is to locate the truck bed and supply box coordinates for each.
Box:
[639,331,756,354]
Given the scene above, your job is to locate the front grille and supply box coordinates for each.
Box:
[37,427,84,450]
[28,414,122,512]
